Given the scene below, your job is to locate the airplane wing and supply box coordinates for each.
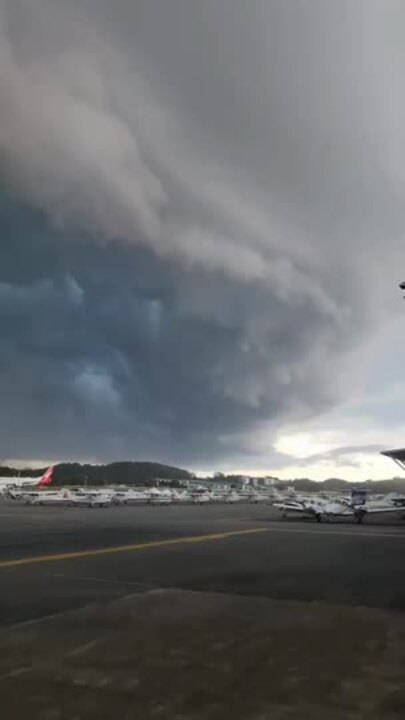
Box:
[273,502,317,514]
[325,508,354,517]
[363,505,403,514]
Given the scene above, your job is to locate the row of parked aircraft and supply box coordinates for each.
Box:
[1,466,405,521]
[0,467,272,507]
[4,485,271,508]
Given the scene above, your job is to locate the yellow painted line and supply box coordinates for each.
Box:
[2,522,405,571]
[0,527,269,570]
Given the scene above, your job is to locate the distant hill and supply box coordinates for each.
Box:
[1,462,405,491]
[281,477,405,493]
[0,461,192,486]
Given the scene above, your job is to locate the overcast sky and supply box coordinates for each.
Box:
[1,0,405,478]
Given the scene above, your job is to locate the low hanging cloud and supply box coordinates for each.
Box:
[0,0,403,467]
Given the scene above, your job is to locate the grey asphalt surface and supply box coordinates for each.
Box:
[1,500,405,625]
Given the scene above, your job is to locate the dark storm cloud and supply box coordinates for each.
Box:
[0,195,347,464]
[0,1,403,465]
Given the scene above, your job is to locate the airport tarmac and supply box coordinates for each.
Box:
[1,501,405,624]
[2,501,405,718]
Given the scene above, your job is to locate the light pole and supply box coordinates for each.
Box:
[400,281,405,297]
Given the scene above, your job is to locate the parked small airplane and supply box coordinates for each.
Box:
[26,488,112,508]
[147,488,173,505]
[273,498,327,521]
[192,492,212,504]
[25,489,71,506]
[248,491,271,504]
[68,491,113,508]
[114,489,150,505]
[171,490,194,504]
[274,493,405,523]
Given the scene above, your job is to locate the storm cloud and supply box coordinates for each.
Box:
[0,1,403,469]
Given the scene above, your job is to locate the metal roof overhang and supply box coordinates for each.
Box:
[381,448,405,471]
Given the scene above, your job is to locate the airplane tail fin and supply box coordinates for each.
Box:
[37,465,55,487]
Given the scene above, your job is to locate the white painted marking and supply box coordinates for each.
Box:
[52,573,154,590]
[64,640,100,658]
[264,524,405,539]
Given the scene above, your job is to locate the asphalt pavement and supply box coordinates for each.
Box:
[1,500,405,624]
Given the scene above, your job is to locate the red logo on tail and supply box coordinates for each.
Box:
[37,466,55,487]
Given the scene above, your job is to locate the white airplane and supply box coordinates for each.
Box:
[69,491,113,508]
[1,466,55,496]
[192,491,218,503]
[26,488,113,508]
[25,488,72,506]
[248,491,271,504]
[192,492,212,504]
[321,498,405,523]
[224,491,243,503]
[72,488,117,500]
[114,489,149,505]
[147,488,173,505]
[171,490,194,504]
[274,494,405,524]
[273,498,327,521]
[193,495,209,504]
[370,492,405,508]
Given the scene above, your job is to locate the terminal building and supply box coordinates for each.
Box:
[155,476,279,492]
